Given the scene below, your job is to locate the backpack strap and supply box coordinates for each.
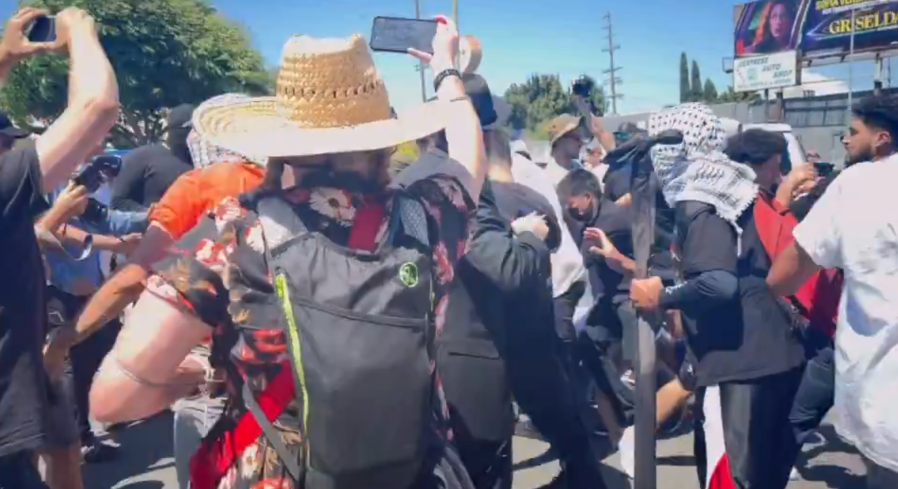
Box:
[252,195,310,483]
[257,195,309,253]
[393,192,430,248]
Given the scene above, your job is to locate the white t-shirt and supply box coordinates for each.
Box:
[793,157,898,472]
[510,151,586,299]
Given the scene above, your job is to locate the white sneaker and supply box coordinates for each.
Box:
[789,467,801,480]
[618,425,635,479]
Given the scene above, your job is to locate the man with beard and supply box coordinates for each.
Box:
[768,94,898,488]
[110,104,194,211]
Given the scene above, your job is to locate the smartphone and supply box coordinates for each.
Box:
[572,76,593,98]
[26,16,56,43]
[813,162,834,177]
[370,16,438,55]
[73,154,123,193]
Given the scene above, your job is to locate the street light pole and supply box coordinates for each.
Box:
[453,0,459,31]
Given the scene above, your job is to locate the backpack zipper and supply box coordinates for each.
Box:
[274,268,311,465]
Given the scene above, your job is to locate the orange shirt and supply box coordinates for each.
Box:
[149,162,265,240]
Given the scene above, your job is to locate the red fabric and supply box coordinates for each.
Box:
[189,361,296,489]
[708,455,738,489]
[348,197,386,252]
[753,193,840,338]
[189,199,389,489]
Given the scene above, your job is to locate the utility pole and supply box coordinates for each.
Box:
[453,0,459,32]
[415,0,427,102]
[602,12,623,115]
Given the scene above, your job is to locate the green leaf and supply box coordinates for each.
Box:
[0,0,271,147]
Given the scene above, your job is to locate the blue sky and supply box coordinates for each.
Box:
[1,0,886,114]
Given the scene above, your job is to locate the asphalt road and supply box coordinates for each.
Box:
[82,413,867,489]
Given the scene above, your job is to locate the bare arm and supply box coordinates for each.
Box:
[34,205,74,251]
[70,226,172,345]
[90,290,209,423]
[54,224,130,252]
[36,10,119,193]
[410,17,486,202]
[767,242,821,296]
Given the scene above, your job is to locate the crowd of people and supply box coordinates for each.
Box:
[0,5,896,489]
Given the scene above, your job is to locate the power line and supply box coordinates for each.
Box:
[602,12,623,115]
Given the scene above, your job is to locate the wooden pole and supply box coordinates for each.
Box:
[631,145,658,489]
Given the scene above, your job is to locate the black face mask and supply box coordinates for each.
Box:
[568,206,593,222]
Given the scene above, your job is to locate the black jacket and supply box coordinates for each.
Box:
[439,180,553,446]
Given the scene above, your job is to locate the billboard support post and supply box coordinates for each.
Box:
[875,54,883,95]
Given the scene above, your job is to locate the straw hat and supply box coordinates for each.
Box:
[191,34,448,162]
[187,93,258,168]
[546,114,582,146]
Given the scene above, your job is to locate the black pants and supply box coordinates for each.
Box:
[694,368,803,489]
[453,439,511,489]
[0,451,50,489]
[553,281,586,343]
[49,287,122,445]
[789,346,834,446]
[503,291,607,488]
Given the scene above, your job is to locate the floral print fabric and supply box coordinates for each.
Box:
[148,174,474,489]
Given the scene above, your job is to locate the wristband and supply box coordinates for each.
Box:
[433,68,462,92]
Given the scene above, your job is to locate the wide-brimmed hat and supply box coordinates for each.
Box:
[192,34,448,162]
[187,94,259,168]
[546,114,582,146]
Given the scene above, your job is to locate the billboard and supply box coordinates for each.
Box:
[734,0,898,58]
[802,0,898,55]
[734,50,800,91]
[735,1,802,56]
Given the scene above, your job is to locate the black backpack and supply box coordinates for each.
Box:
[243,191,473,489]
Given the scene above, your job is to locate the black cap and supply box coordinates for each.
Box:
[617,121,643,135]
[462,74,497,127]
[168,104,195,129]
[426,74,509,128]
[0,111,28,139]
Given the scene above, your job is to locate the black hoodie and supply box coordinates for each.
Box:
[110,105,195,211]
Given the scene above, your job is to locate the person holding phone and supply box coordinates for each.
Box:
[0,6,118,489]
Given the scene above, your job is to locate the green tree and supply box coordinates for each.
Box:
[716,85,762,104]
[679,52,690,103]
[690,60,703,103]
[703,78,719,103]
[503,73,607,137]
[0,0,271,147]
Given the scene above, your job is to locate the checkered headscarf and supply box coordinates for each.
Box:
[648,103,758,234]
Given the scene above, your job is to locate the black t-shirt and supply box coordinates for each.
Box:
[581,202,633,303]
[0,147,51,456]
[110,144,193,211]
[602,165,675,269]
[491,180,561,251]
[675,201,805,386]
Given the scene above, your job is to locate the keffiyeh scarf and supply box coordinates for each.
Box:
[648,103,758,234]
